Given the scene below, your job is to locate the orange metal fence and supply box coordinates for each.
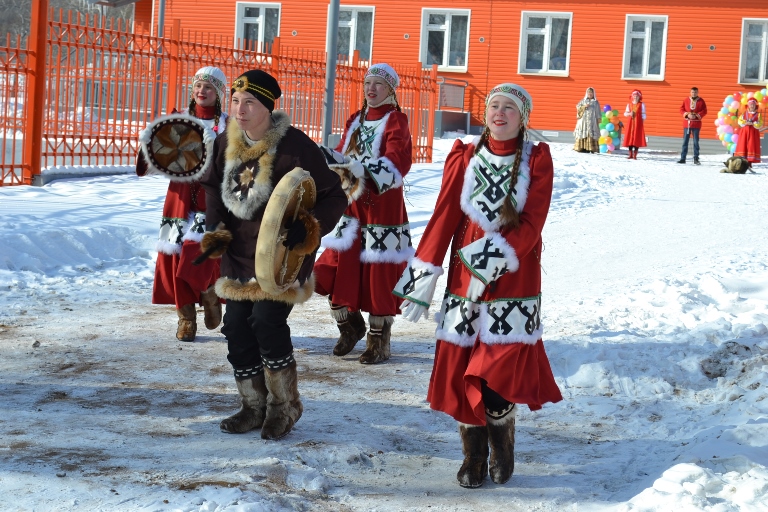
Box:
[0,11,437,186]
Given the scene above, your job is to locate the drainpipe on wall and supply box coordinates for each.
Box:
[152,0,166,118]
[321,0,340,146]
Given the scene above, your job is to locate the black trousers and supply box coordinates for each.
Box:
[222,299,294,374]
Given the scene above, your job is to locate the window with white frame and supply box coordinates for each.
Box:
[519,12,572,74]
[622,15,667,79]
[336,7,374,63]
[235,3,280,52]
[420,9,470,69]
[740,19,768,83]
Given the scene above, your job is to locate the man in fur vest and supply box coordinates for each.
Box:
[199,69,347,440]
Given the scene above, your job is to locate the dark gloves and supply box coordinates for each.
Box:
[282,208,321,255]
[283,218,308,250]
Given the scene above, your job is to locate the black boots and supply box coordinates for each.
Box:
[220,373,268,433]
[330,304,367,356]
[359,315,393,364]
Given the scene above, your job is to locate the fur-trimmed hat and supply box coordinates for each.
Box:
[231,69,282,112]
[485,83,533,126]
[365,63,399,90]
[192,66,227,103]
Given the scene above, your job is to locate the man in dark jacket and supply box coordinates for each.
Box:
[677,87,707,165]
[199,69,347,440]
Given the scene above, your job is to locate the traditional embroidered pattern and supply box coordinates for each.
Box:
[158,216,185,247]
[361,154,400,193]
[460,143,532,233]
[360,222,413,262]
[436,292,543,347]
[262,353,295,370]
[321,215,359,251]
[392,261,442,307]
[458,236,512,285]
[366,66,398,89]
[193,72,226,94]
[234,363,263,379]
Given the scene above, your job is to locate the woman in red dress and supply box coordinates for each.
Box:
[393,83,562,488]
[136,66,228,341]
[314,63,413,364]
[623,90,647,159]
[735,98,764,163]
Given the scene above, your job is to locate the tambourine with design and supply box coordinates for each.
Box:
[139,113,215,181]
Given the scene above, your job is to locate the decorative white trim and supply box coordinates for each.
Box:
[489,232,519,273]
[156,239,182,256]
[459,141,534,233]
[320,215,359,252]
[181,211,206,243]
[361,245,415,263]
[365,155,404,193]
[410,256,445,276]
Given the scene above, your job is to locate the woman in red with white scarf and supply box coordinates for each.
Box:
[393,83,562,488]
[136,66,228,342]
[623,89,647,159]
[315,63,413,365]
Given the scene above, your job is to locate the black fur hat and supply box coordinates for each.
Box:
[231,69,282,112]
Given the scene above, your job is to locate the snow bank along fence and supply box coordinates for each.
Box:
[0,10,438,186]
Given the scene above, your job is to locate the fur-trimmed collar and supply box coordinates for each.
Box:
[221,111,292,220]
[340,111,392,160]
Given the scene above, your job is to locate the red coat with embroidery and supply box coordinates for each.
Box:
[623,102,647,148]
[680,97,707,129]
[314,104,413,316]
[394,137,562,425]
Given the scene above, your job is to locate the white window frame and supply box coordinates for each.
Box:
[739,19,768,84]
[621,14,668,81]
[419,8,470,72]
[331,5,375,64]
[518,11,573,76]
[234,2,281,52]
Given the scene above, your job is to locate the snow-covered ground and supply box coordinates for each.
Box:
[1,139,768,511]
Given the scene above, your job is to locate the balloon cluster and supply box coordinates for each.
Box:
[599,104,621,153]
[715,89,767,153]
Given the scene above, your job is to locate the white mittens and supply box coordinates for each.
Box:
[400,300,428,323]
[203,127,216,146]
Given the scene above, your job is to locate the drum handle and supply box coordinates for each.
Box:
[279,183,306,284]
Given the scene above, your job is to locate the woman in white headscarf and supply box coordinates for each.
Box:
[573,87,601,153]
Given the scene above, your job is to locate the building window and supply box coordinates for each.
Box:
[420,9,470,70]
[622,15,668,80]
[336,7,374,63]
[235,3,280,52]
[740,19,768,83]
[519,12,572,75]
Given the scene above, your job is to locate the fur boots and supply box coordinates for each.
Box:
[457,424,489,488]
[176,303,197,342]
[330,304,367,356]
[359,315,393,364]
[220,373,268,433]
[200,285,222,330]
[487,404,517,484]
[261,359,303,440]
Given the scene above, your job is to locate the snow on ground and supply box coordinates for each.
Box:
[1,140,768,511]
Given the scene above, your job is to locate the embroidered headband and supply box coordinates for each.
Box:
[485,83,533,125]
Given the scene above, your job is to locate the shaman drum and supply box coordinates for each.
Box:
[139,113,213,180]
[255,168,317,295]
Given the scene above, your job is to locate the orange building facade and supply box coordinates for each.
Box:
[134,0,768,140]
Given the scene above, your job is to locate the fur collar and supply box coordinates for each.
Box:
[221,111,292,220]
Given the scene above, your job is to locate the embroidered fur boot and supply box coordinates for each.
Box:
[330,304,367,356]
[359,315,393,364]
[176,303,197,342]
[456,423,489,488]
[261,358,303,440]
[200,285,222,330]
[487,404,517,484]
[220,373,268,433]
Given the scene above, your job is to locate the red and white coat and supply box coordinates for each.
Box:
[393,137,562,425]
[136,109,227,308]
[314,104,413,316]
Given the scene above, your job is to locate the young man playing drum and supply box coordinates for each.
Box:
[199,69,347,440]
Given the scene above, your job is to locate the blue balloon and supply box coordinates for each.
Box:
[599,144,608,153]
[605,123,615,132]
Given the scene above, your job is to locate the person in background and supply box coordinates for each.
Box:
[677,87,707,165]
[314,63,413,365]
[623,90,646,159]
[136,66,228,342]
[393,83,562,489]
[573,87,601,153]
[734,97,764,164]
[199,69,347,440]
